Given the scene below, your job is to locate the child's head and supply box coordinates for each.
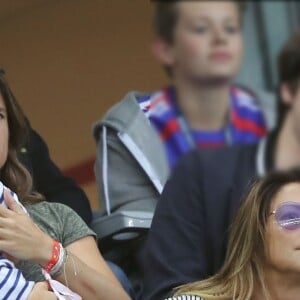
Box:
[152,1,245,83]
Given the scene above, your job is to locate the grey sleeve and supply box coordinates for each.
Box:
[94,126,160,214]
[55,203,96,246]
[27,202,95,246]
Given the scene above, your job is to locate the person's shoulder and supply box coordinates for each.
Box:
[232,84,275,119]
[26,201,95,243]
[25,201,76,218]
[106,90,151,116]
[93,90,151,136]
[232,84,260,104]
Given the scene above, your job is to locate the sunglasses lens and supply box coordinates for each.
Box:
[275,202,300,230]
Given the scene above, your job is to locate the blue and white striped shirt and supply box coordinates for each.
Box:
[165,295,203,300]
[0,183,35,299]
[0,257,34,299]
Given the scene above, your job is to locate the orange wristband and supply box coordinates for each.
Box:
[44,240,61,273]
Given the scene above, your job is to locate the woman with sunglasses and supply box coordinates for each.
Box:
[165,168,300,300]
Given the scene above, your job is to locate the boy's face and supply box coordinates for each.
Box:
[160,1,243,83]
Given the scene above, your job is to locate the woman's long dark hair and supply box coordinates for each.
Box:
[0,70,43,204]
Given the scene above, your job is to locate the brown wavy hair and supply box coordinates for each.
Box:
[175,168,300,300]
[0,70,43,204]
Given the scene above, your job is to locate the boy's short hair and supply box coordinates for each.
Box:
[278,31,300,94]
[276,31,300,129]
[153,1,246,44]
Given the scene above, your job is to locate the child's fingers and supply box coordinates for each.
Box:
[3,188,25,215]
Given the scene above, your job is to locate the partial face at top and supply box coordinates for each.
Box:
[0,93,8,170]
[265,182,300,276]
[155,1,243,83]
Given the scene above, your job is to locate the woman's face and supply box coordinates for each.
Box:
[0,93,9,169]
[168,1,243,83]
[265,182,300,276]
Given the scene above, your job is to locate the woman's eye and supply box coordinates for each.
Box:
[0,113,6,120]
[282,212,298,220]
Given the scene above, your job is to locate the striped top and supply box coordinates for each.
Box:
[0,258,34,299]
[0,182,34,299]
[137,85,267,168]
[165,296,203,300]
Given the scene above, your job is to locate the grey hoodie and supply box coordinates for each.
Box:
[93,91,169,215]
[93,87,276,215]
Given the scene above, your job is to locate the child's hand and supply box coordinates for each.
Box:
[28,282,57,300]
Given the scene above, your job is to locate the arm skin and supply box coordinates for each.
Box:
[20,129,93,225]
[28,282,57,300]
[60,236,130,300]
[0,190,130,300]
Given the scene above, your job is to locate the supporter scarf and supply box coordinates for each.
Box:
[138,85,267,167]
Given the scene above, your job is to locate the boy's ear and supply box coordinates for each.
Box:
[151,37,175,66]
[280,83,294,105]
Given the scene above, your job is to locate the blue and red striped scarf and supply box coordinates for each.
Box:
[137,85,267,168]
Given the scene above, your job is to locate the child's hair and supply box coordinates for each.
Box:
[276,31,300,131]
[153,1,246,44]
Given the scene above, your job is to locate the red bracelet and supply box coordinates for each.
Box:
[44,240,61,273]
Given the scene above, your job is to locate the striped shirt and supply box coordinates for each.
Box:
[0,183,34,299]
[137,85,267,168]
[165,295,203,300]
[0,258,34,299]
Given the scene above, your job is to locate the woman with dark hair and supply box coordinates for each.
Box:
[168,168,300,300]
[0,72,130,299]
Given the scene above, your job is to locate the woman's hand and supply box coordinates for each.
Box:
[0,189,53,266]
[28,282,58,300]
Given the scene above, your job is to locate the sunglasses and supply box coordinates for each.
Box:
[270,201,300,230]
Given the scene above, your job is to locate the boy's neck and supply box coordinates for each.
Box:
[173,78,231,130]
